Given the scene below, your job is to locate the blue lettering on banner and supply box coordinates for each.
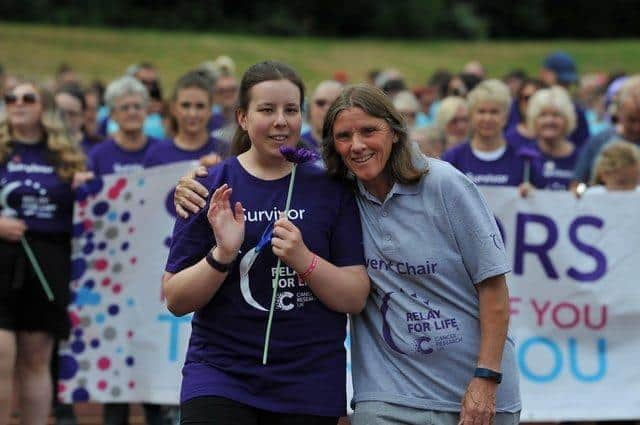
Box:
[158,314,192,362]
[518,336,607,383]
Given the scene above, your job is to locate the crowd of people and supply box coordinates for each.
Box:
[0,50,639,425]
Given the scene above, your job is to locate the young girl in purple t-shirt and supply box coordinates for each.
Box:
[163,61,369,425]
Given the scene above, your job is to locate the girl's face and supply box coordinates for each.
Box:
[174,87,211,137]
[534,106,567,143]
[238,79,302,162]
[471,100,507,140]
[6,83,43,130]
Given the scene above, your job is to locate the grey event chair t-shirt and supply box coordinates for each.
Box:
[350,156,521,413]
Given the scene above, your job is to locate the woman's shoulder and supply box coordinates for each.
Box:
[420,157,476,197]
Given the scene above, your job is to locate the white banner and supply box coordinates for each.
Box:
[59,162,195,404]
[59,169,640,420]
[483,187,640,421]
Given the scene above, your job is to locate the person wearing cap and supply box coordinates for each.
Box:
[301,80,343,152]
[572,75,640,190]
[539,51,590,147]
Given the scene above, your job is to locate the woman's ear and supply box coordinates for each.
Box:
[237,109,247,131]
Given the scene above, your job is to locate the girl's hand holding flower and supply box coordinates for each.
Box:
[271,215,313,273]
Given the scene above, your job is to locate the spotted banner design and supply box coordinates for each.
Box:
[58,162,195,404]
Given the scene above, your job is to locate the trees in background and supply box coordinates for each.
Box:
[1,0,638,39]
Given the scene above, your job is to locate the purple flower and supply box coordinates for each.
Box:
[279,146,318,164]
[517,146,541,161]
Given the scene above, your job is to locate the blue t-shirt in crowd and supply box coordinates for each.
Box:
[0,141,74,234]
[442,141,544,187]
[87,137,160,176]
[143,137,229,168]
[165,157,365,416]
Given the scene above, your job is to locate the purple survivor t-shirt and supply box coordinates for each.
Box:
[0,141,74,234]
[442,141,544,187]
[143,137,229,168]
[166,157,364,416]
[536,145,581,190]
[87,137,160,176]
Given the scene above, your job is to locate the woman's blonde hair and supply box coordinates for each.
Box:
[591,140,640,185]
[435,96,468,132]
[0,82,85,181]
[526,86,576,136]
[467,79,512,113]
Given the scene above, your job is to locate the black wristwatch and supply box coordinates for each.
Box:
[205,247,232,273]
[474,367,502,384]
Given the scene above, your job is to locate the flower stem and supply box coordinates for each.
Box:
[263,164,297,365]
[20,236,54,301]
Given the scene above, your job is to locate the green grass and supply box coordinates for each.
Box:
[2,22,640,90]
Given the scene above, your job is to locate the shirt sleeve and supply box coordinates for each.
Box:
[444,174,511,284]
[328,186,365,267]
[165,172,218,273]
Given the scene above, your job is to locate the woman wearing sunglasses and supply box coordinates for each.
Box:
[0,81,86,424]
[301,80,343,152]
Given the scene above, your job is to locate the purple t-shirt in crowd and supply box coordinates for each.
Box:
[300,131,320,151]
[0,141,74,234]
[442,141,544,187]
[165,157,364,416]
[79,135,103,155]
[143,137,229,168]
[536,145,581,190]
[505,126,535,148]
[87,137,160,176]
[206,112,227,133]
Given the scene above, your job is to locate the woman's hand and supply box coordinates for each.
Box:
[0,216,27,242]
[174,166,209,219]
[207,184,244,263]
[459,377,497,425]
[271,216,312,272]
[72,171,95,189]
[199,153,222,168]
[518,182,534,198]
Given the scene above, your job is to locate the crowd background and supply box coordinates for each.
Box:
[1,20,640,425]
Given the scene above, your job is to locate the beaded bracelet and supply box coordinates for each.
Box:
[298,254,319,281]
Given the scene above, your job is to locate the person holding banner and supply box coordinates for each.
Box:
[526,86,580,190]
[442,79,544,189]
[87,75,164,425]
[164,61,370,425]
[0,81,85,424]
[173,83,521,424]
[143,70,229,169]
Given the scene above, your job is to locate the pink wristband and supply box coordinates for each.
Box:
[298,254,319,281]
